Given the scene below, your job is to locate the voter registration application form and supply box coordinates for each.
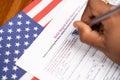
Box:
[16,0,120,80]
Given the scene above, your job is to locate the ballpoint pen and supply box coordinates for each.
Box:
[72,4,120,35]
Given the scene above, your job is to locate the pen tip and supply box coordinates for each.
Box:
[72,29,78,35]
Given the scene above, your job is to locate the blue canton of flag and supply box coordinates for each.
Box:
[0,11,43,80]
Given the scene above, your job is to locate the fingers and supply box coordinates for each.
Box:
[73,21,105,49]
[89,0,111,16]
[81,3,92,22]
[81,0,111,24]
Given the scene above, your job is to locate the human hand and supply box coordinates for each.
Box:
[73,0,120,64]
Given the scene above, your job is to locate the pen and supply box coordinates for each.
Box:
[72,4,120,35]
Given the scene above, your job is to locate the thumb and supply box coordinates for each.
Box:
[89,0,111,16]
[73,21,105,49]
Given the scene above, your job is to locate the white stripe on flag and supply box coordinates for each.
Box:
[20,73,34,80]
[27,0,52,18]
[38,0,64,27]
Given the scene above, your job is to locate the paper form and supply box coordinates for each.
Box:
[16,0,120,80]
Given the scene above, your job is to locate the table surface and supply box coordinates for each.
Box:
[0,0,33,26]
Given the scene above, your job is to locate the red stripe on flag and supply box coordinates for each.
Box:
[31,77,39,80]
[23,0,42,13]
[44,19,52,28]
[33,0,62,22]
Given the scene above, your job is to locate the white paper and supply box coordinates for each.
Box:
[16,0,120,80]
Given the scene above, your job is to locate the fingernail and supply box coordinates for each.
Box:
[73,21,79,29]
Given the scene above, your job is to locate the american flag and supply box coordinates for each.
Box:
[0,0,62,80]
